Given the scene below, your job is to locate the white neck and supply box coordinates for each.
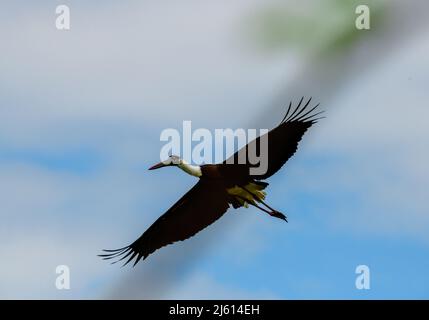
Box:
[178,160,202,177]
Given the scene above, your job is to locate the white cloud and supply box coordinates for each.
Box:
[0,1,299,149]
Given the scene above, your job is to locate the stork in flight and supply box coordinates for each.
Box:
[100,97,323,266]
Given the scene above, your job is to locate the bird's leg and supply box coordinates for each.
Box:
[241,186,288,222]
[236,196,287,222]
[241,186,274,209]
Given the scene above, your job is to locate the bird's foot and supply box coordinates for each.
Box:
[270,210,288,222]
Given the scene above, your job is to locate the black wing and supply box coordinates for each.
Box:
[99,179,230,266]
[223,97,322,180]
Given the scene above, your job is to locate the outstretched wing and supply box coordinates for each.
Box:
[100,179,230,266]
[223,97,322,180]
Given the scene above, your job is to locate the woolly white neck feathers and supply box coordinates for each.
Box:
[178,160,202,177]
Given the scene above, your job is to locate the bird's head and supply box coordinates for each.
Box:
[148,155,182,170]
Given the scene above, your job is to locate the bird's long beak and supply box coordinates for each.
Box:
[148,161,168,170]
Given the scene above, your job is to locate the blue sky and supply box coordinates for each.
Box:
[0,1,428,299]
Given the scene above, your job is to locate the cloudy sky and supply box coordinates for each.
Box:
[0,0,428,299]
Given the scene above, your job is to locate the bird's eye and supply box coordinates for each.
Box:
[168,155,178,164]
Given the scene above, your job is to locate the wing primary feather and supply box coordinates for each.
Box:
[99,247,132,261]
[300,110,325,122]
[111,248,134,264]
[280,101,293,124]
[289,97,312,122]
[122,252,138,267]
[98,248,129,259]
[133,254,144,267]
[286,96,304,122]
[101,253,122,260]
[296,103,321,121]
[101,247,128,253]
[308,116,326,123]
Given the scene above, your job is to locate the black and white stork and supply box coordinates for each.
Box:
[100,97,323,266]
